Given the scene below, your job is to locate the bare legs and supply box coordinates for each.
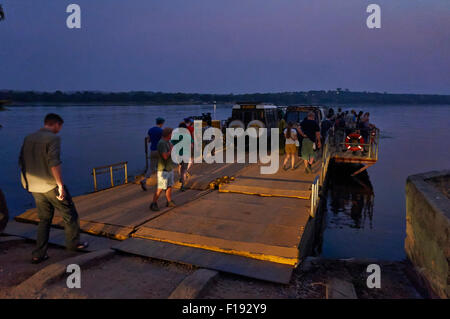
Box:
[283,153,296,170]
[303,158,314,173]
[152,187,172,204]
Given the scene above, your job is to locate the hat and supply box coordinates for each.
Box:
[156,117,165,125]
[184,117,193,123]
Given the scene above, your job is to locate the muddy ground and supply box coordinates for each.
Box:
[0,238,422,299]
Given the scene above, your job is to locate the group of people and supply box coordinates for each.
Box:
[141,117,195,212]
[329,108,375,151]
[13,113,197,264]
[282,111,322,173]
[281,107,375,173]
[10,108,373,264]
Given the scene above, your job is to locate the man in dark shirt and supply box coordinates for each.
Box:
[19,113,88,264]
[299,112,321,173]
[141,117,165,191]
[321,115,333,143]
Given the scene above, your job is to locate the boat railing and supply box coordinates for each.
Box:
[310,175,320,217]
[92,161,128,192]
[329,127,380,161]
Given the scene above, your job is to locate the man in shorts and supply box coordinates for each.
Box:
[150,127,176,211]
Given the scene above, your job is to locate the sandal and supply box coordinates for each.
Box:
[76,241,89,250]
[31,254,49,264]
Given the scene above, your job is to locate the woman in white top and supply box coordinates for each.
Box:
[283,122,298,170]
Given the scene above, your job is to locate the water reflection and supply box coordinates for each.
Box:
[315,162,377,257]
[328,164,374,230]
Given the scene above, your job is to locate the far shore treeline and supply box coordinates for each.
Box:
[1,89,450,106]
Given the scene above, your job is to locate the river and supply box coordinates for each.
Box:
[1,104,449,260]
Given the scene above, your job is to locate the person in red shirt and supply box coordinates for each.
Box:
[184,118,195,174]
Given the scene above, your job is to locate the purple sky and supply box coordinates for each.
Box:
[0,0,449,94]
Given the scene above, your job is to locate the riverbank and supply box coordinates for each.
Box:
[0,237,422,299]
[2,90,450,106]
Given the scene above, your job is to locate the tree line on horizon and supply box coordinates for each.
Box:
[1,89,450,105]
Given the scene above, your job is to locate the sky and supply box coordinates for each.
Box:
[0,0,449,94]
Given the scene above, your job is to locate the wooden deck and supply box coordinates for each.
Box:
[16,184,209,240]
[14,158,318,283]
[219,161,321,199]
[133,191,311,265]
[12,129,380,283]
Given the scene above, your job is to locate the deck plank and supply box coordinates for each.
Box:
[219,161,320,198]
[15,184,209,239]
[133,192,310,265]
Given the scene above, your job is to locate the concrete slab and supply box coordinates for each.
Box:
[326,278,358,299]
[168,269,219,299]
[113,238,294,284]
[0,235,26,244]
[3,220,118,252]
[11,249,114,298]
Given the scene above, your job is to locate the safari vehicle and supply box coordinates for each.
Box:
[225,102,279,137]
[285,105,327,125]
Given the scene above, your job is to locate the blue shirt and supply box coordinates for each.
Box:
[148,126,163,151]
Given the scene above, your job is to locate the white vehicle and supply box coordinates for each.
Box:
[285,105,328,125]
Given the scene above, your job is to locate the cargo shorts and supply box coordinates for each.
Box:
[157,170,174,190]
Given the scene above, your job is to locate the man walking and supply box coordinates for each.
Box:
[150,127,176,211]
[19,113,88,264]
[141,117,165,191]
[299,112,321,173]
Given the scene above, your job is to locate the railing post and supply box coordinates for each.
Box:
[110,166,114,187]
[124,162,128,184]
[93,168,97,192]
[311,183,314,217]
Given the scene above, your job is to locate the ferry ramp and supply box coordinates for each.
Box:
[14,159,319,284]
[16,135,378,284]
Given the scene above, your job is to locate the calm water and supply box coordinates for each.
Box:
[319,105,450,260]
[1,104,449,260]
[0,105,232,215]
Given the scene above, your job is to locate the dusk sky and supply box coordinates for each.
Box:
[0,0,449,94]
